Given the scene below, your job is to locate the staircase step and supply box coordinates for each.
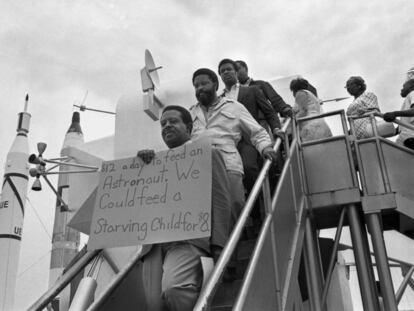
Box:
[209,233,259,310]
[211,279,242,308]
[235,259,250,279]
[244,225,258,240]
[236,239,256,261]
[244,220,262,239]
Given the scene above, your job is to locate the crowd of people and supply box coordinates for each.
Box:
[135,60,414,311]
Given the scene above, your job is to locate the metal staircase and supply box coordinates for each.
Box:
[28,110,414,311]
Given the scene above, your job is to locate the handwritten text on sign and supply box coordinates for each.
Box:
[88,139,212,250]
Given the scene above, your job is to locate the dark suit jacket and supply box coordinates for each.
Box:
[249,79,291,117]
[237,85,281,130]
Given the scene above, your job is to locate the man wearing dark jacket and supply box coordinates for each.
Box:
[235,60,292,118]
[219,58,281,131]
[218,58,279,196]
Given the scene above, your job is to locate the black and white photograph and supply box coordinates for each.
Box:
[0,1,413,310]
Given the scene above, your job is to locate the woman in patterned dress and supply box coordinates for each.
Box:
[290,78,332,142]
[345,76,381,139]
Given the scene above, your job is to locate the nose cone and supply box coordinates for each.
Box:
[67,112,83,134]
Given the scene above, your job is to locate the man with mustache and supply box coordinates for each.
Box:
[190,68,277,227]
[137,105,231,311]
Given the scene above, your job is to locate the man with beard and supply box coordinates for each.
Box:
[235,60,293,118]
[383,78,414,150]
[136,105,231,311]
[190,68,277,227]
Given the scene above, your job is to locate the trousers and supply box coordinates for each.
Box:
[227,170,246,228]
[238,139,263,193]
[142,242,207,311]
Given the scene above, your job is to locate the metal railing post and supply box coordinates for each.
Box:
[396,266,414,303]
[347,204,380,311]
[262,176,283,310]
[303,216,323,311]
[320,207,346,308]
[27,249,101,311]
[365,213,398,311]
[374,111,414,132]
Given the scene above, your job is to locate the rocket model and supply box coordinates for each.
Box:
[49,112,84,311]
[0,95,31,311]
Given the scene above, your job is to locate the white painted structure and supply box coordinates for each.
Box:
[0,101,30,311]
[48,112,84,311]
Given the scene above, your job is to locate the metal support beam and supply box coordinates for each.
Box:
[27,249,101,311]
[347,204,380,311]
[366,213,398,311]
[262,176,283,310]
[303,216,324,311]
[396,266,414,303]
[321,207,346,308]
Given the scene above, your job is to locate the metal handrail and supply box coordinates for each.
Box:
[233,134,299,310]
[348,110,414,132]
[373,111,414,132]
[193,118,291,311]
[296,109,345,122]
[347,110,381,139]
[27,249,101,311]
[347,109,380,120]
[296,109,349,146]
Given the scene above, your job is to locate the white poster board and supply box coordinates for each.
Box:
[88,139,212,250]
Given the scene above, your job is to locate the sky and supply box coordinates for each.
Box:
[0,0,414,309]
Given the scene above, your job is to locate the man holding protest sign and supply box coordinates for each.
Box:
[136,105,231,311]
[190,68,277,226]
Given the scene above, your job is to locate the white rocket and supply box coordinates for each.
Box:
[0,95,31,311]
[49,112,84,311]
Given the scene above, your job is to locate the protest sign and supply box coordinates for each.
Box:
[88,139,212,250]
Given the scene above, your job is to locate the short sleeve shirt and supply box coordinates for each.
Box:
[346,92,380,139]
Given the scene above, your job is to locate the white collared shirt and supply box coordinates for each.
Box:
[222,83,240,101]
[190,97,272,174]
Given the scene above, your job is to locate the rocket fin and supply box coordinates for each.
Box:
[63,146,102,229]
[65,146,103,234]
[67,187,97,235]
